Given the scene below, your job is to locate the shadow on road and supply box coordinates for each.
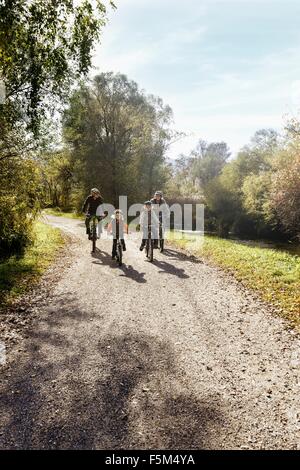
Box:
[152,258,190,279]
[91,248,189,281]
[0,296,223,449]
[119,265,147,284]
[91,248,114,266]
[163,248,203,264]
[91,249,147,284]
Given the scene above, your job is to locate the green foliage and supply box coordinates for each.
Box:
[168,140,231,199]
[42,150,74,209]
[43,208,82,219]
[204,171,242,237]
[165,154,202,199]
[203,129,284,238]
[241,172,275,233]
[60,72,173,208]
[190,140,231,188]
[0,155,43,259]
[167,127,300,241]
[0,0,113,258]
[0,221,63,307]
[270,152,300,240]
[0,0,115,134]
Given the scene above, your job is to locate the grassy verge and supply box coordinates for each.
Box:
[0,221,64,308]
[43,208,83,219]
[168,232,300,328]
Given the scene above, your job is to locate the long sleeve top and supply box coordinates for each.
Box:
[150,197,170,224]
[82,195,103,215]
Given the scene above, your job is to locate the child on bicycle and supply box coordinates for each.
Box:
[139,201,159,251]
[150,190,170,248]
[107,209,128,259]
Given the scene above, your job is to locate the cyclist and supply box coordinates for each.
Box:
[150,190,170,248]
[139,200,159,251]
[107,209,128,260]
[82,188,104,239]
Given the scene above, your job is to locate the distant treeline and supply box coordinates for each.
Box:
[166,129,300,240]
[44,86,300,241]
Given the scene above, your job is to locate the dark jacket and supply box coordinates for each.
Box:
[150,197,170,223]
[150,197,166,206]
[82,195,103,215]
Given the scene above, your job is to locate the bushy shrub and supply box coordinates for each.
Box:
[270,153,300,240]
[0,158,42,260]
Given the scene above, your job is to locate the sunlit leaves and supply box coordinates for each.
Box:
[0,0,115,133]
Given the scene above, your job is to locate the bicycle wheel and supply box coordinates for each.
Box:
[92,223,97,252]
[149,240,154,262]
[117,242,122,266]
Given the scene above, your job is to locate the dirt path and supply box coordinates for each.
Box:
[0,215,299,450]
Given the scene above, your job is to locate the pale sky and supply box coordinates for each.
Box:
[93,0,300,159]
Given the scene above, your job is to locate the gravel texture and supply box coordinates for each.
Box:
[0,215,299,450]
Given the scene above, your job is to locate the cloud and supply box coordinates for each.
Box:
[95,46,156,74]
[95,20,207,73]
[164,26,207,45]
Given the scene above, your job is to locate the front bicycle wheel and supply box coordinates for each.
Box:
[145,240,149,258]
[117,242,122,266]
[92,224,97,252]
[149,240,154,262]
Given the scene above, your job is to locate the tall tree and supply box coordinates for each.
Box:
[62,73,173,207]
[0,0,115,257]
[0,0,115,134]
[190,140,231,188]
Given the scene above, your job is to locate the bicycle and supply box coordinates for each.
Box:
[115,237,123,266]
[88,212,107,253]
[159,222,164,253]
[145,224,154,262]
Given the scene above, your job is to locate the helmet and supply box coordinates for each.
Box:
[154,191,163,197]
[91,188,100,194]
[144,200,152,206]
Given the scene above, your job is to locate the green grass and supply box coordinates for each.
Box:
[0,222,64,308]
[167,232,300,329]
[43,208,83,219]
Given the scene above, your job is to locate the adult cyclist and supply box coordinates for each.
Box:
[150,190,170,249]
[82,188,104,239]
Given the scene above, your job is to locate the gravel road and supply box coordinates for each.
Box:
[0,215,299,449]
